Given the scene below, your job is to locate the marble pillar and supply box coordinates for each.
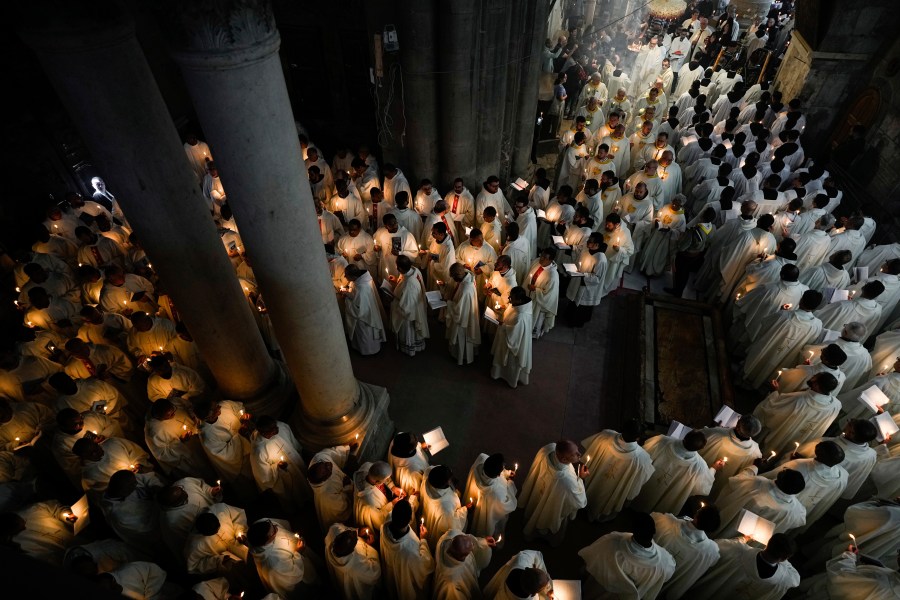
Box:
[170,0,392,459]
[20,12,290,413]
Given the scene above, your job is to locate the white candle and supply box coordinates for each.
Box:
[776,369,783,381]
[496,534,502,543]
[768,450,776,460]
[722,456,728,463]
[794,441,800,451]
[514,463,518,471]
[216,479,221,486]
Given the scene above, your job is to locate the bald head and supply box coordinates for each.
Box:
[448,534,475,560]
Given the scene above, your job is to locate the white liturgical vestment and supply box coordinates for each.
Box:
[580,430,654,520]
[433,530,493,600]
[632,435,716,515]
[652,512,720,600]
[579,532,676,600]
[324,523,381,600]
[687,539,800,600]
[379,518,435,600]
[517,443,587,537]
[462,453,517,538]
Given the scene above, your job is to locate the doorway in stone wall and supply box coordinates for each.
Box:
[830,86,882,149]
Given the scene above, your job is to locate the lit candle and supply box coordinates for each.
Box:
[700,501,705,508]
[768,450,777,460]
[849,533,857,548]
[216,479,221,486]
[14,287,19,293]
[280,455,285,462]
[420,517,424,525]
[514,463,518,471]
[722,456,728,463]
[794,441,800,451]
[14,437,20,443]
[469,497,473,504]
[182,424,188,431]
[239,409,244,416]
[496,534,502,543]
[294,533,300,540]
[586,454,591,463]
[26,321,33,327]
[129,463,135,471]
[776,369,783,381]
[364,528,370,536]
[808,351,814,360]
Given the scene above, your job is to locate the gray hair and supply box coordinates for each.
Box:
[736,414,763,438]
[368,461,392,479]
[841,322,867,342]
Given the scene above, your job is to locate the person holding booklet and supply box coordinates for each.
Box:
[490,286,533,388]
[564,232,608,327]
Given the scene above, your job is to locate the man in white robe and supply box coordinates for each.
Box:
[524,249,560,338]
[387,431,430,495]
[502,222,531,287]
[513,197,538,260]
[426,222,456,292]
[0,398,53,452]
[602,213,635,295]
[810,499,900,568]
[858,242,900,276]
[518,440,587,545]
[800,322,872,390]
[491,287,533,388]
[457,228,497,308]
[62,338,133,382]
[307,445,352,531]
[729,265,808,346]
[382,164,411,205]
[817,280,885,339]
[101,470,165,551]
[0,500,77,565]
[796,419,877,500]
[97,561,168,599]
[653,506,721,600]
[850,258,900,333]
[475,177,513,226]
[126,312,177,365]
[373,214,419,281]
[433,530,494,600]
[146,356,206,401]
[324,523,381,600]
[250,416,310,513]
[579,512,676,600]
[157,477,221,559]
[698,414,763,499]
[776,342,848,396]
[483,551,552,600]
[742,289,824,388]
[792,214,835,271]
[144,396,214,480]
[686,534,801,600]
[196,400,253,495]
[53,407,123,487]
[74,435,150,502]
[380,499,434,600]
[632,430,723,515]
[341,265,386,356]
[420,465,468,551]
[815,549,900,600]
[445,178,476,238]
[462,452,517,539]
[800,250,852,294]
[581,419,654,521]
[445,263,481,366]
[353,461,403,531]
[766,440,849,533]
[715,465,807,538]
[336,219,378,279]
[557,132,589,191]
[183,133,213,182]
[754,371,841,455]
[389,256,429,356]
[184,503,249,576]
[247,517,320,597]
[827,216,868,268]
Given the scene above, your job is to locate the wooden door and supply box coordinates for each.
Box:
[830,87,881,148]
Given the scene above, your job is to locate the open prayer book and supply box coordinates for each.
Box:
[564,263,584,277]
[70,494,91,535]
[511,177,529,191]
[536,208,547,219]
[858,386,891,414]
[871,411,899,442]
[854,266,869,283]
[713,405,741,428]
[737,509,776,545]
[379,278,395,297]
[825,288,849,303]
[422,426,450,455]
[483,307,500,325]
[12,429,41,451]
[819,328,840,344]
[425,291,446,309]
[667,420,690,440]
[552,235,571,249]
[552,580,582,600]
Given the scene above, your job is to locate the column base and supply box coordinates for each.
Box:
[290,380,394,464]
[239,360,295,417]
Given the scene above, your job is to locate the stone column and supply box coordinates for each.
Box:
[438,0,479,185]
[399,0,439,184]
[512,0,551,179]
[170,0,391,458]
[475,0,512,179]
[20,12,288,412]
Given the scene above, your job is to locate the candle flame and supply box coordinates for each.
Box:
[496,534,502,543]
[794,441,800,450]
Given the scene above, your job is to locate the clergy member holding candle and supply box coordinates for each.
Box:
[462,453,517,540]
[518,440,588,546]
[420,465,469,551]
[247,517,321,597]
[580,419,655,522]
[432,530,495,600]
[249,416,311,514]
[379,500,434,600]
[713,465,807,538]
[307,445,354,531]
[697,414,763,499]
[387,431,430,496]
[324,523,381,600]
[490,286,534,388]
[184,502,249,575]
[653,505,721,600]
[445,262,481,366]
[483,549,553,600]
[686,534,800,599]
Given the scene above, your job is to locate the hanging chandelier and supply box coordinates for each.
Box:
[648,0,688,20]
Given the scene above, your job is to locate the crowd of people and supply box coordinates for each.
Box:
[2,0,900,598]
